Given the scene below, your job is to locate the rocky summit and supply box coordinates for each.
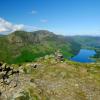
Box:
[0,54,100,100]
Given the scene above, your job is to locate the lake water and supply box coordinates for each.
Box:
[71,49,96,63]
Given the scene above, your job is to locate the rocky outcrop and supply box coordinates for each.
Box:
[0,57,100,100]
[55,50,64,62]
[0,62,20,99]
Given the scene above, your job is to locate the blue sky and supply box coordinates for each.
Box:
[0,0,100,35]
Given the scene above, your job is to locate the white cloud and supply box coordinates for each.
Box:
[0,28,7,32]
[0,18,24,33]
[40,19,48,23]
[0,17,38,34]
[31,10,37,14]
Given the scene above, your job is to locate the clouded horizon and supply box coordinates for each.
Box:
[0,0,100,36]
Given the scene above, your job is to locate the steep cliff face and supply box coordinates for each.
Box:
[0,30,80,64]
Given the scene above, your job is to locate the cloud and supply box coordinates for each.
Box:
[0,28,7,32]
[31,10,37,14]
[0,18,24,33]
[0,17,38,34]
[40,19,48,23]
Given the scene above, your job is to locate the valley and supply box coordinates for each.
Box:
[71,49,96,63]
[71,36,100,62]
[0,30,81,64]
[0,30,100,64]
[0,0,100,100]
[0,30,100,100]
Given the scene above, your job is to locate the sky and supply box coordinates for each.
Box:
[0,0,100,36]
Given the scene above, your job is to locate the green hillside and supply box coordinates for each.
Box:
[0,30,80,64]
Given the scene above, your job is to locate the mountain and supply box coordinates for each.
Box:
[0,31,100,100]
[0,30,80,64]
[71,36,100,48]
[71,36,100,61]
[0,34,5,37]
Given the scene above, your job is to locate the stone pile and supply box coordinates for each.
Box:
[55,50,64,62]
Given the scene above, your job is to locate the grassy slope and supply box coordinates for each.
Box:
[3,56,100,100]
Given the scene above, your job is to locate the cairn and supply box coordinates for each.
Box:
[55,50,64,62]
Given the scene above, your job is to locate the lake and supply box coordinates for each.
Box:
[71,49,96,63]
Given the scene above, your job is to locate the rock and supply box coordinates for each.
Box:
[33,64,37,68]
[30,78,34,82]
[55,50,64,62]
[44,55,50,60]
[18,67,24,73]
[12,91,30,100]
[4,78,11,85]
[7,70,13,76]
[75,84,79,87]
[1,63,7,69]
[0,72,5,79]
[10,66,14,70]
[30,63,41,69]
[13,92,25,100]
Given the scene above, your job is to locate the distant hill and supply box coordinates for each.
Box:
[71,36,100,48]
[0,34,6,37]
[71,36,100,60]
[0,30,80,64]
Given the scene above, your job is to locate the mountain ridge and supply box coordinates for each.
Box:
[0,30,81,64]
